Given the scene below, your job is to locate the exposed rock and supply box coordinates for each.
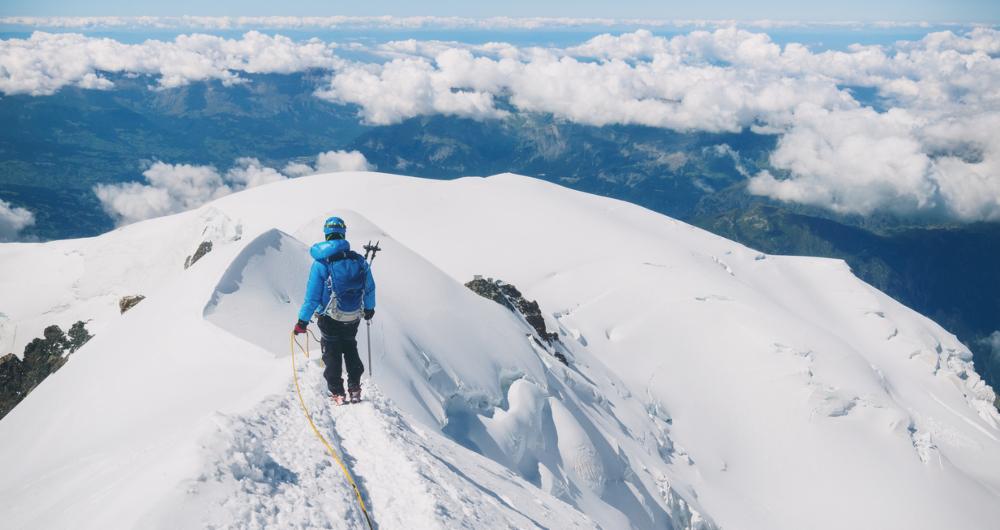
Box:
[119,295,146,314]
[23,326,70,377]
[0,321,93,420]
[466,277,567,365]
[466,277,559,343]
[67,321,94,353]
[0,353,25,411]
[185,241,214,269]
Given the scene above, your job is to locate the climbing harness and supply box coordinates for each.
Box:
[290,332,374,530]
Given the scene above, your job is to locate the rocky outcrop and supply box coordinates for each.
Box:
[466,277,558,342]
[0,353,25,417]
[119,295,145,314]
[185,241,213,269]
[0,321,93,420]
[466,276,567,364]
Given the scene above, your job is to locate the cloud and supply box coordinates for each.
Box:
[0,199,35,241]
[5,26,1000,221]
[317,52,513,125]
[0,31,342,95]
[225,157,287,188]
[746,107,1000,221]
[0,16,974,32]
[283,150,374,176]
[95,162,233,224]
[323,27,1000,221]
[980,331,1000,369]
[747,106,938,216]
[320,38,856,129]
[95,151,372,224]
[314,150,374,172]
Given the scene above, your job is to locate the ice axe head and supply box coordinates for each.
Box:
[363,240,382,261]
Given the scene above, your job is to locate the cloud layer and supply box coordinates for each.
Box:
[4,27,999,221]
[95,151,371,225]
[0,16,969,31]
[0,31,342,95]
[319,28,1000,220]
[0,199,35,241]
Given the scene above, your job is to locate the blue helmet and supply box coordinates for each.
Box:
[323,216,347,237]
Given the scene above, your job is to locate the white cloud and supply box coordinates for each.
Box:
[979,331,1000,369]
[95,162,234,224]
[317,52,511,125]
[225,157,287,188]
[747,106,938,216]
[95,150,372,224]
[0,31,342,95]
[5,26,1000,221]
[314,150,374,172]
[283,150,373,176]
[280,162,315,178]
[0,16,971,32]
[0,199,35,241]
[320,39,855,130]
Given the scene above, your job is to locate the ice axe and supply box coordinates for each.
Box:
[363,240,381,264]
[363,240,381,378]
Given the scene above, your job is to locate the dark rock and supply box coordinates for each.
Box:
[469,278,559,342]
[67,321,93,353]
[184,241,213,269]
[0,353,25,409]
[466,277,564,358]
[23,325,70,385]
[1,321,93,420]
[119,295,145,314]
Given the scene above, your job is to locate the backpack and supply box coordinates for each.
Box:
[322,251,369,322]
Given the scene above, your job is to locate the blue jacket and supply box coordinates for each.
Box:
[297,239,376,322]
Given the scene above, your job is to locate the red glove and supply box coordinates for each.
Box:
[293,320,308,335]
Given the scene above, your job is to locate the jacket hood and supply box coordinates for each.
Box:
[310,239,350,261]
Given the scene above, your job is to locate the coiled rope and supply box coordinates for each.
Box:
[290,332,374,529]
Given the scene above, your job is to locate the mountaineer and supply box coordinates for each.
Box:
[294,216,375,404]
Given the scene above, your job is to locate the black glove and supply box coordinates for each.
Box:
[293,319,308,334]
[363,309,375,321]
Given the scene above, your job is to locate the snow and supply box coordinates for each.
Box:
[2,171,999,529]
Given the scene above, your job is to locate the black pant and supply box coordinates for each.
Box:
[317,316,364,394]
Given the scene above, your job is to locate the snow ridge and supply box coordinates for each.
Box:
[2,172,999,530]
[162,357,596,529]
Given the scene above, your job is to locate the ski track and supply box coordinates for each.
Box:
[190,357,585,529]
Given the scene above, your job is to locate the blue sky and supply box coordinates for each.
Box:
[2,0,998,23]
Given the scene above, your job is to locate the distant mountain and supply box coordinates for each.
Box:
[0,73,368,239]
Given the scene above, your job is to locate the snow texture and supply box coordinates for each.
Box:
[1,172,999,530]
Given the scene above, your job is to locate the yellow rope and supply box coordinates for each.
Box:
[290,332,374,529]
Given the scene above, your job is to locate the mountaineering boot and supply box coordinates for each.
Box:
[348,386,362,404]
[332,392,346,406]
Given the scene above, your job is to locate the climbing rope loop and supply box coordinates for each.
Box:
[290,332,374,530]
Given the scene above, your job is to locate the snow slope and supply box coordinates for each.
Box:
[1,171,999,529]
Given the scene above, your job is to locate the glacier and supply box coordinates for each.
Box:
[0,172,998,529]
